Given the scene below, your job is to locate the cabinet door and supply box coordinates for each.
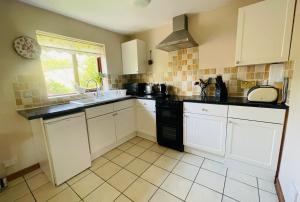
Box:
[226,118,283,170]
[87,113,116,156]
[115,107,136,141]
[184,114,227,156]
[235,0,295,65]
[122,40,138,74]
[136,108,156,137]
[45,113,91,185]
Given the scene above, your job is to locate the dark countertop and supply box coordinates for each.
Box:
[18,95,288,120]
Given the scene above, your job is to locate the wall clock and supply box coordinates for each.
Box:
[13,36,41,59]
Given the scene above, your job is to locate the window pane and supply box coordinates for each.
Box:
[40,49,76,96]
[76,54,99,89]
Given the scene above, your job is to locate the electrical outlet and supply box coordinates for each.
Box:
[3,157,17,168]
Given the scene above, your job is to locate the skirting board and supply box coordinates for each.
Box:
[7,163,40,181]
[136,131,157,142]
[275,178,285,202]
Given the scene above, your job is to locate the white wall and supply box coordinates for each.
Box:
[279,1,300,201]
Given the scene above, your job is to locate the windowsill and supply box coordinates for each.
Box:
[47,93,81,100]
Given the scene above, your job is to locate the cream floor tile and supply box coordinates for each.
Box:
[129,136,143,144]
[71,173,104,198]
[172,162,199,181]
[7,177,24,188]
[224,178,259,202]
[181,153,204,167]
[141,165,169,186]
[259,190,279,202]
[24,168,42,180]
[26,172,49,191]
[0,182,30,202]
[15,193,35,202]
[84,183,120,202]
[103,149,123,160]
[164,149,184,160]
[90,157,109,171]
[195,169,225,193]
[48,187,81,202]
[125,158,151,176]
[222,196,238,202]
[124,178,157,202]
[202,159,227,176]
[150,189,183,202]
[68,169,91,185]
[138,150,161,163]
[154,155,178,171]
[126,145,146,157]
[107,169,137,192]
[161,173,193,200]
[227,169,257,187]
[33,182,68,202]
[186,183,222,202]
[136,139,155,149]
[115,194,132,202]
[258,179,276,194]
[94,162,122,181]
[112,153,135,167]
[118,142,134,151]
[149,144,168,154]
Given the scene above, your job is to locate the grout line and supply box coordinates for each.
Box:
[221,167,228,201]
[66,182,84,201]
[22,176,37,202]
[183,157,205,201]
[257,177,261,202]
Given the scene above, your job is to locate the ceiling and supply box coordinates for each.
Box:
[20,0,234,35]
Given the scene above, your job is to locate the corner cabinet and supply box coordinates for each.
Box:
[122,39,147,75]
[235,0,296,66]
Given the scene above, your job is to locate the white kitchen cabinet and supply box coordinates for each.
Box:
[235,0,295,66]
[226,118,283,170]
[136,108,156,138]
[44,113,91,185]
[122,39,147,74]
[184,113,227,156]
[87,113,116,158]
[115,107,136,141]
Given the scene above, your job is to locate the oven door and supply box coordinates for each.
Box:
[156,122,183,151]
[156,106,179,123]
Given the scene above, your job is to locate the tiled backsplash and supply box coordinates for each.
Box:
[109,47,294,97]
[13,47,294,109]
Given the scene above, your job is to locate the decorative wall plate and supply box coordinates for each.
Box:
[13,36,41,59]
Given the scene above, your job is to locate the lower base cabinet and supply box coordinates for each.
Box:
[115,107,136,141]
[87,113,116,156]
[136,108,156,138]
[226,118,283,170]
[184,113,227,156]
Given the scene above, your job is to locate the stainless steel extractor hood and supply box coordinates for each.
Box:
[156,14,198,52]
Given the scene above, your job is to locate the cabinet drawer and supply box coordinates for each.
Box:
[114,99,134,111]
[85,104,114,119]
[228,106,286,124]
[136,99,155,111]
[184,102,228,117]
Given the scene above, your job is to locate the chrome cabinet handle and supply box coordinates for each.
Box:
[202,108,208,112]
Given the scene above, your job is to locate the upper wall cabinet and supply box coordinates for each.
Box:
[235,0,296,66]
[122,39,147,74]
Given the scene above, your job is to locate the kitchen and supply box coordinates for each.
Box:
[0,0,299,202]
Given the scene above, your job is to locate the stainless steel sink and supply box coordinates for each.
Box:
[70,95,129,106]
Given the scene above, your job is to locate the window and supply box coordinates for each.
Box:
[36,31,107,97]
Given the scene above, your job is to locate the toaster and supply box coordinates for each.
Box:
[247,86,279,103]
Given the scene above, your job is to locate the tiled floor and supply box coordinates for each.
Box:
[0,137,279,202]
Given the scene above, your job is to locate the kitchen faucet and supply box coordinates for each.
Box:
[86,79,101,97]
